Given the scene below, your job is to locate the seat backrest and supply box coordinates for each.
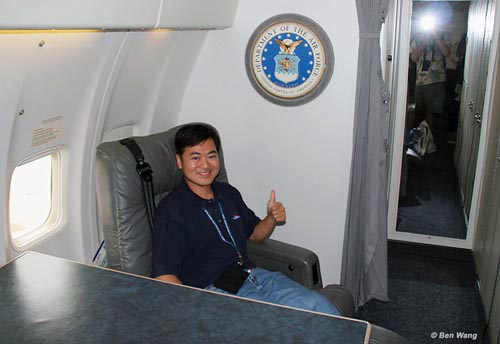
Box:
[95,123,228,276]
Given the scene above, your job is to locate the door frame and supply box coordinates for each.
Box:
[385,0,496,249]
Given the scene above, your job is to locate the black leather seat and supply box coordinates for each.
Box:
[95,122,409,344]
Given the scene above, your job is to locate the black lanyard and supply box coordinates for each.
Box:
[204,201,244,266]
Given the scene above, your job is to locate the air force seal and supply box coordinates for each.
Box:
[246,14,334,106]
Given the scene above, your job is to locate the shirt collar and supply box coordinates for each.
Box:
[179,179,222,207]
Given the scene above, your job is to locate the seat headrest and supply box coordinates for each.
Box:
[95,123,228,276]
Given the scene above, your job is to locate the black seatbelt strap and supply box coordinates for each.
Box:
[120,138,155,230]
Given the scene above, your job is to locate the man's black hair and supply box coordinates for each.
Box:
[175,123,221,155]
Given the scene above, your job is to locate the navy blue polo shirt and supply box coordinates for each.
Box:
[151,180,260,288]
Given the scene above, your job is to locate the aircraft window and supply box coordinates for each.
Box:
[9,152,61,249]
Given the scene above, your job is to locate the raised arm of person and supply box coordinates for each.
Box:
[435,34,450,57]
[410,34,428,63]
[410,40,426,63]
[249,190,286,243]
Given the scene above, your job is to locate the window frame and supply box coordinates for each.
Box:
[8,149,65,250]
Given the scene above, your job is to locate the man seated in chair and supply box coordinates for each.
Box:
[152,123,339,315]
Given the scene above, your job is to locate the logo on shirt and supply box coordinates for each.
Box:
[231,213,241,221]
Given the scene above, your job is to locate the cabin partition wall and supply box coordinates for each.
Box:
[471,7,500,339]
[455,0,494,220]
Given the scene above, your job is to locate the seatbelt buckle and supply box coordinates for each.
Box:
[136,161,153,181]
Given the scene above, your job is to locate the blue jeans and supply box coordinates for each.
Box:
[206,268,340,316]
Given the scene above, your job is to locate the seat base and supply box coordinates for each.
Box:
[369,324,411,344]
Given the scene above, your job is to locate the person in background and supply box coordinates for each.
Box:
[410,30,451,154]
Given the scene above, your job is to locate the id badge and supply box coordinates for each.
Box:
[213,265,250,294]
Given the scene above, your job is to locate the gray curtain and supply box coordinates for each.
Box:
[341,0,391,307]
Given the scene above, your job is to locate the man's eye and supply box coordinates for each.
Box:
[209,154,217,159]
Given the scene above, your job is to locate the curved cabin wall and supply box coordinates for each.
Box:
[1,31,115,263]
[0,1,238,265]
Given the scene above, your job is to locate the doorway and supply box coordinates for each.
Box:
[399,1,470,239]
[386,0,480,249]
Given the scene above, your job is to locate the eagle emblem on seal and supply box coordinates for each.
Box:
[273,38,303,84]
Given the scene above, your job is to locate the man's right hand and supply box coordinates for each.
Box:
[155,274,183,285]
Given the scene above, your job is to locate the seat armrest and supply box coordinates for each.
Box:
[317,284,356,318]
[247,238,323,289]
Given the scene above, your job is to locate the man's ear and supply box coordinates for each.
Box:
[175,154,183,170]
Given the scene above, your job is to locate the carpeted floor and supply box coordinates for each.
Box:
[357,241,488,344]
[397,125,467,239]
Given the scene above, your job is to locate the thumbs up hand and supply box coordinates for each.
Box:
[267,190,286,224]
[249,190,286,243]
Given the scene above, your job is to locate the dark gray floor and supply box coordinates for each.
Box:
[357,241,488,344]
[397,127,467,239]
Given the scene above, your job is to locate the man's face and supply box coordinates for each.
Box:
[176,138,220,197]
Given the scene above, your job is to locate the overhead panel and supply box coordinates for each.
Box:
[0,0,238,30]
[158,0,238,29]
